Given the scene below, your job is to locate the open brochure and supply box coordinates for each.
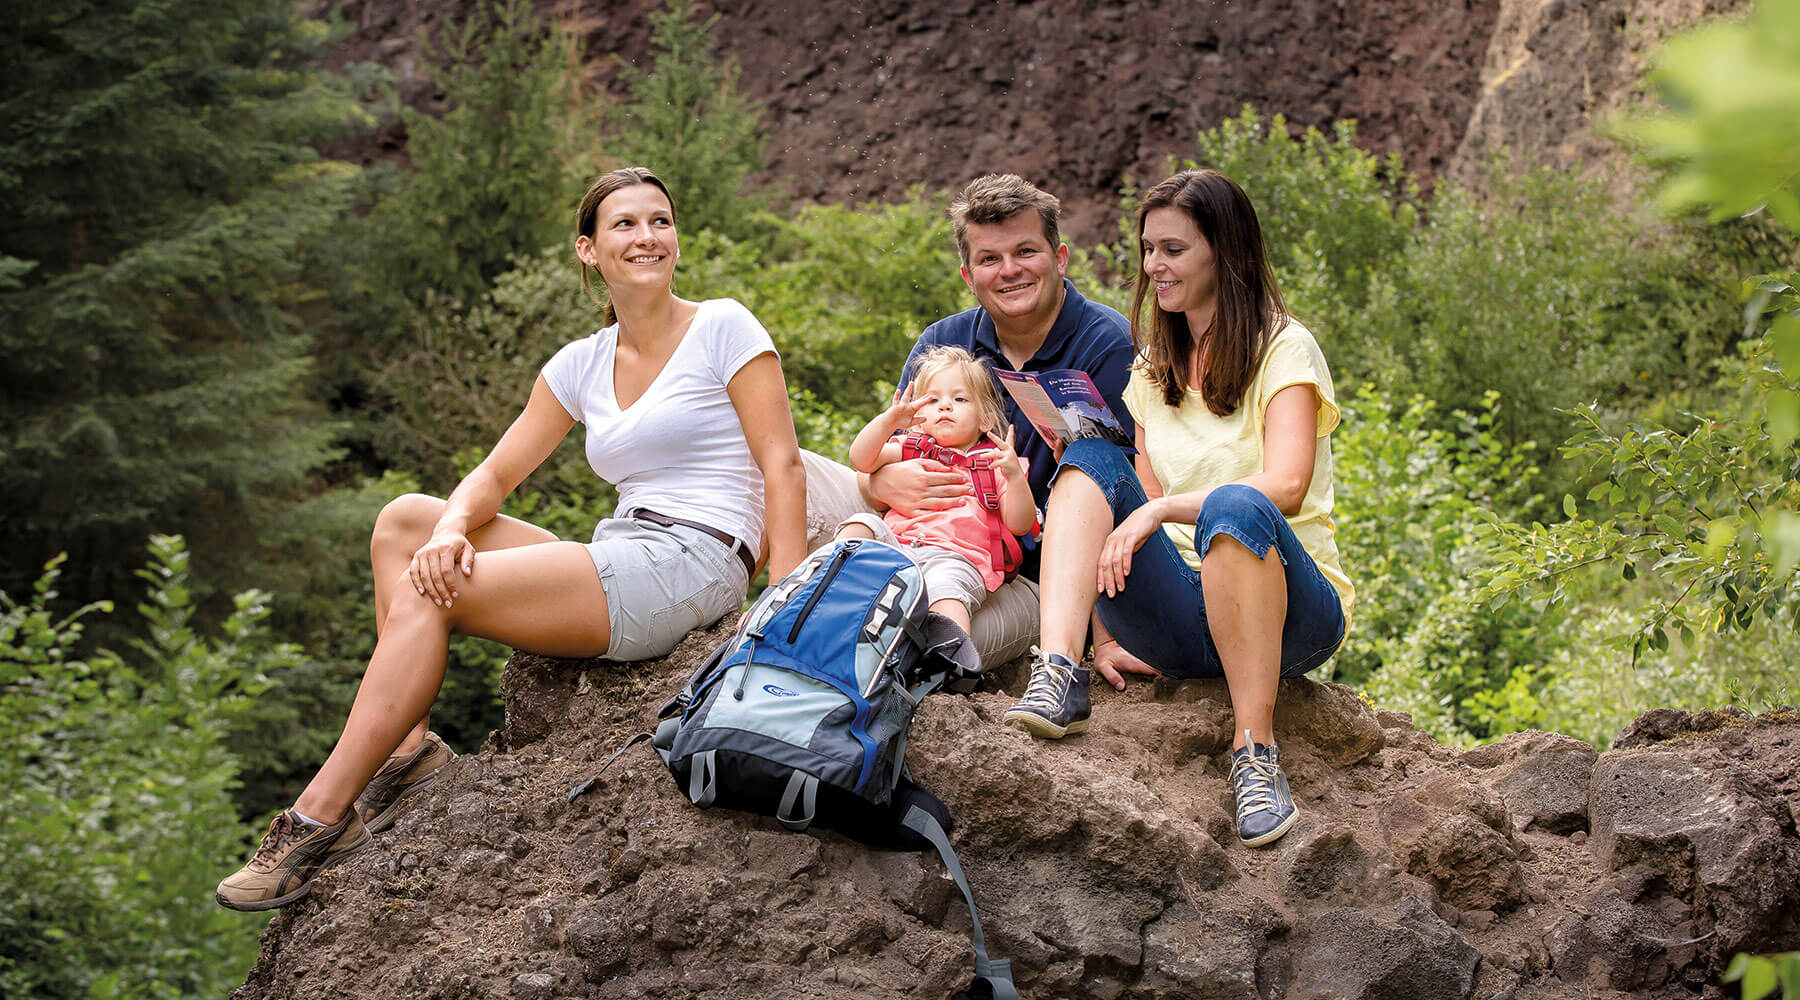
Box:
[995,369,1134,452]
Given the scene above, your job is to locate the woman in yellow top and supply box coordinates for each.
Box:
[1002,169,1354,848]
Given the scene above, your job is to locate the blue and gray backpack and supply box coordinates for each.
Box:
[570,539,1017,999]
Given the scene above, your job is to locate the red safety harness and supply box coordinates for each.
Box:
[897,431,1036,580]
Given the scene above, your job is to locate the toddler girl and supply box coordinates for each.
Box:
[837,346,1036,635]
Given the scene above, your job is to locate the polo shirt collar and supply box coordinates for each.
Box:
[971,279,1087,370]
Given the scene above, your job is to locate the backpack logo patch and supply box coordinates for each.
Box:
[762,683,799,698]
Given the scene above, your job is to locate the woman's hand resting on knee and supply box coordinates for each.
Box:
[410,531,474,608]
[1098,500,1164,598]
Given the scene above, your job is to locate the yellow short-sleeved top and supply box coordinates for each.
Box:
[1122,317,1355,626]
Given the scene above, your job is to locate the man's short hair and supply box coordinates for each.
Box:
[949,174,1061,267]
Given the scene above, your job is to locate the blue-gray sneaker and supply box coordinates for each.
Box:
[1228,732,1299,847]
[1002,646,1091,739]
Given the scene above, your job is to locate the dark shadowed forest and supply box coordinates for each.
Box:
[2,0,1797,995]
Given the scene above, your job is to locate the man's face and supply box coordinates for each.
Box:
[960,212,1069,328]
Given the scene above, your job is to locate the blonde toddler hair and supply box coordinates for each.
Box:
[907,345,1008,441]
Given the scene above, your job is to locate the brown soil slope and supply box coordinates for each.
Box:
[322,0,1743,237]
[326,0,1501,239]
[235,615,1800,1000]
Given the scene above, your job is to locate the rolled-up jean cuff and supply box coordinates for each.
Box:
[1203,525,1281,563]
[1194,483,1287,563]
[1053,437,1141,507]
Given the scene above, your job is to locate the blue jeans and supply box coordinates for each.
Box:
[1054,438,1345,678]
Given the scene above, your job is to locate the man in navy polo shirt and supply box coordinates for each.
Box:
[802,174,1155,709]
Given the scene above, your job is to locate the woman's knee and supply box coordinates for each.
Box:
[1058,437,1133,483]
[1050,437,1137,511]
[373,494,442,552]
[1198,484,1281,549]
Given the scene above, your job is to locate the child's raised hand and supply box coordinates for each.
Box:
[887,383,933,432]
[986,425,1024,478]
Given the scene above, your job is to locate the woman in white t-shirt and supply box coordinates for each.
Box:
[216,167,806,911]
[1004,170,1353,850]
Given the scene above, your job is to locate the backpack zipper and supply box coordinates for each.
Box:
[731,638,758,701]
[786,541,856,644]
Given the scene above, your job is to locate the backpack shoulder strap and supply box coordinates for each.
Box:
[901,805,1019,1000]
[964,450,1019,576]
[567,731,655,801]
[897,431,933,463]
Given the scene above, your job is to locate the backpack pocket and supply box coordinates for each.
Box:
[700,663,846,749]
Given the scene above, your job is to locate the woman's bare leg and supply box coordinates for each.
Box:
[294,540,609,823]
[1200,534,1287,750]
[371,493,558,630]
[367,493,559,756]
[1036,469,1112,663]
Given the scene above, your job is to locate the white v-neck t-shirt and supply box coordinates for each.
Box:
[541,298,778,554]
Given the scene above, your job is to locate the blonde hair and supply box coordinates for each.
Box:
[908,345,1008,441]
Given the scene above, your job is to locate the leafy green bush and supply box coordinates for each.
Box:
[371,248,600,488]
[227,472,414,818]
[1486,0,1800,685]
[1,538,290,998]
[679,195,973,418]
[1109,108,1736,501]
[1330,388,1555,741]
[1520,600,1799,748]
[1183,109,1419,318]
[1487,342,1800,655]
[1628,0,1800,231]
[1726,951,1800,1000]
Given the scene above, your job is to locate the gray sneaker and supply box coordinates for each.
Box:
[1002,646,1091,739]
[216,808,370,911]
[354,731,455,833]
[1229,732,1299,847]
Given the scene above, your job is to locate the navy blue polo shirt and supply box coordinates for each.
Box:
[898,279,1136,578]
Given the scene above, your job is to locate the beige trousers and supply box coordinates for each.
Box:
[801,449,1039,670]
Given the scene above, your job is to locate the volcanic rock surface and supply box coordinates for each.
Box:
[315,0,1743,238]
[234,613,1800,999]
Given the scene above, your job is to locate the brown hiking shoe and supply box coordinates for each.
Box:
[354,731,455,833]
[215,808,370,911]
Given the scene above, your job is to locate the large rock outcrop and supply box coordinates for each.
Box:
[235,614,1800,999]
[1450,0,1742,193]
[319,0,1740,240]
[319,0,1501,239]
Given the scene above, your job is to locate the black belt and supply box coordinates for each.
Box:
[630,508,757,580]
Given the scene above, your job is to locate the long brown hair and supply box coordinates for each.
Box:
[575,166,675,327]
[1130,169,1286,416]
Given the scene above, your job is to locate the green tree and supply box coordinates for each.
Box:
[606,0,772,243]
[0,538,291,998]
[359,0,594,312]
[0,0,365,604]
[1489,0,1800,659]
[707,195,972,415]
